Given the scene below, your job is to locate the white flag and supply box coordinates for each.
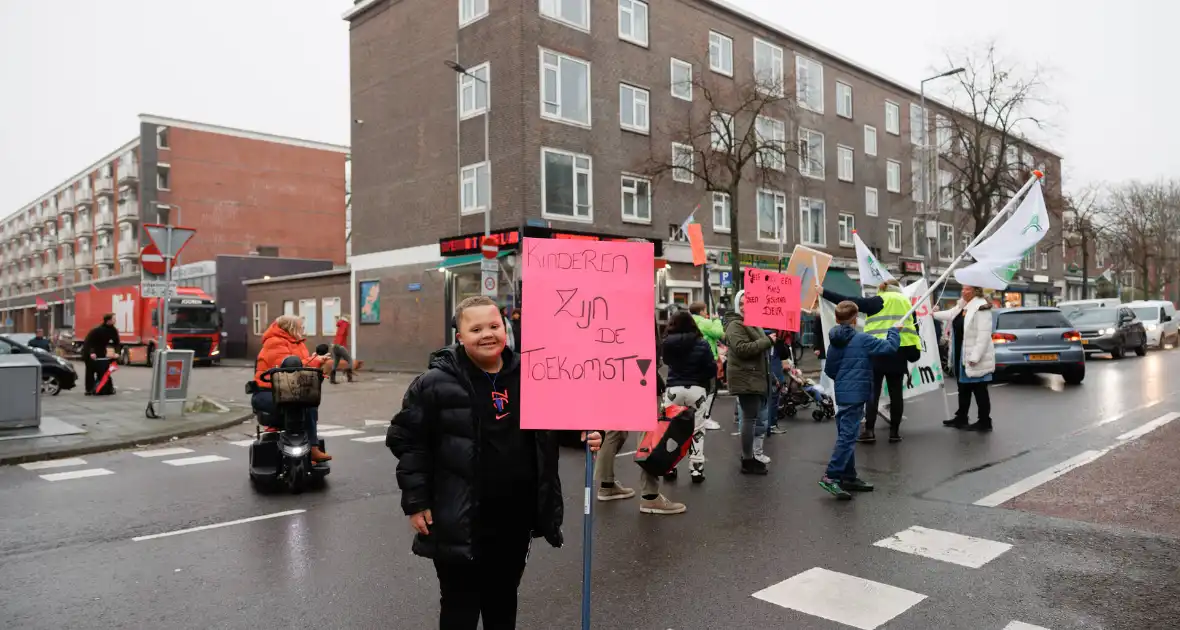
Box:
[953,180,1050,290]
[853,231,895,286]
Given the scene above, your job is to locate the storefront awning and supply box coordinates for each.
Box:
[823,269,861,297]
[435,250,511,271]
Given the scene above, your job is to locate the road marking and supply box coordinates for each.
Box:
[1004,622,1051,630]
[40,468,116,482]
[752,567,926,630]
[132,509,307,542]
[317,424,344,430]
[1099,399,1163,425]
[351,435,386,443]
[133,447,194,458]
[974,450,1108,507]
[1116,411,1180,442]
[228,439,256,447]
[873,525,1012,568]
[364,419,387,427]
[20,457,88,471]
[319,428,364,437]
[162,455,230,467]
[615,450,635,458]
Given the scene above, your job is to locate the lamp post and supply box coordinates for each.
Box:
[919,67,965,285]
[445,60,491,237]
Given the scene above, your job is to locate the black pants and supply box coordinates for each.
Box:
[955,381,992,426]
[864,371,903,431]
[433,534,531,630]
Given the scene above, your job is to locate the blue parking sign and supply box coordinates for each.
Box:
[720,271,733,287]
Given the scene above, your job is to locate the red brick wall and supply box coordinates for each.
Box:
[158,128,347,265]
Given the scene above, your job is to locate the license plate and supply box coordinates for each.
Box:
[1028,354,1059,361]
[1081,339,1090,345]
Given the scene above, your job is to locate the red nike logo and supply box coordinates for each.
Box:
[496,413,511,420]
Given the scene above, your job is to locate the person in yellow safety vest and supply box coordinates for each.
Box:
[821,279,921,443]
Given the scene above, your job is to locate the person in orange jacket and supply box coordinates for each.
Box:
[253,315,332,462]
[330,315,354,384]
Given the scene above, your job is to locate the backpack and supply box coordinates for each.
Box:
[634,405,694,476]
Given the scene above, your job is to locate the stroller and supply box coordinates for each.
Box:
[777,364,835,422]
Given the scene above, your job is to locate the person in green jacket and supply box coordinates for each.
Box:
[723,291,774,475]
[689,302,724,431]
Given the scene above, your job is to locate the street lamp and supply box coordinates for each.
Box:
[919,67,966,284]
[445,59,491,237]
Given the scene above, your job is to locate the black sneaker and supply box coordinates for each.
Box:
[818,476,853,500]
[943,418,968,428]
[740,458,768,475]
[690,465,705,484]
[888,431,902,443]
[840,478,874,492]
[965,422,993,432]
[663,468,679,481]
[857,429,876,443]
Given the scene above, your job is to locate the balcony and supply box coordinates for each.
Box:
[117,198,140,223]
[46,277,57,290]
[118,239,138,259]
[95,176,114,197]
[75,186,93,207]
[95,246,114,265]
[95,212,114,232]
[58,257,73,274]
[117,161,139,185]
[58,224,74,241]
[75,250,92,268]
[59,190,74,211]
[44,231,57,247]
[75,217,93,237]
[77,268,91,283]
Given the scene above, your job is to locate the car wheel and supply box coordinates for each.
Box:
[1135,340,1148,356]
[41,375,62,396]
[146,345,155,367]
[1064,368,1085,385]
[1111,345,1125,359]
[119,347,131,365]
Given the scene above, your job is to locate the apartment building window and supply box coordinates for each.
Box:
[796,55,823,112]
[157,164,171,191]
[910,103,926,145]
[618,0,648,47]
[800,197,826,246]
[837,145,854,182]
[836,81,852,118]
[864,125,877,156]
[753,38,784,96]
[838,214,855,246]
[888,220,902,252]
[541,49,590,127]
[541,148,592,220]
[938,223,955,261]
[459,62,490,119]
[156,126,170,149]
[886,160,901,193]
[620,175,651,223]
[299,299,318,336]
[885,101,900,135]
[1041,251,1049,270]
[100,164,112,179]
[672,143,695,183]
[936,115,951,151]
[460,161,491,214]
[799,128,825,179]
[757,190,786,242]
[712,192,731,233]
[460,0,489,26]
[938,170,953,210]
[1024,248,1036,271]
[755,116,786,171]
[913,219,929,258]
[962,231,973,249]
[709,31,733,76]
[252,302,268,336]
[670,58,693,101]
[865,187,879,217]
[710,111,734,151]
[619,83,649,133]
[282,300,295,316]
[911,158,924,203]
[540,0,589,30]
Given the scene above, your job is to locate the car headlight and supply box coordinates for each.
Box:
[1146,324,1158,331]
[1102,328,1116,336]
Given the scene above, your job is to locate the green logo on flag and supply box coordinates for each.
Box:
[1021,214,1044,235]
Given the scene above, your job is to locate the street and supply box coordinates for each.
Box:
[2,353,1179,630]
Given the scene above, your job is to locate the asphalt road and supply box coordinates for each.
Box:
[3,351,1179,629]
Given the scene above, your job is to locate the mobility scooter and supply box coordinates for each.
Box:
[246,357,330,493]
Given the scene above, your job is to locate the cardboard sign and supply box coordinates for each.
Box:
[742,268,802,332]
[520,237,657,432]
[686,223,707,266]
[785,245,832,311]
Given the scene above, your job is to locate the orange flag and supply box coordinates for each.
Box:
[687,223,706,266]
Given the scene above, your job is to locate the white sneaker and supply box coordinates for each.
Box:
[753,436,770,463]
[704,419,722,431]
[755,453,772,464]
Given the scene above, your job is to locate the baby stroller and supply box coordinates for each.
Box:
[777,365,836,422]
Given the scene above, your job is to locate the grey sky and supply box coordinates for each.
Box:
[0,0,1173,216]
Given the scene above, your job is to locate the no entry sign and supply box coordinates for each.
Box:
[140,244,167,275]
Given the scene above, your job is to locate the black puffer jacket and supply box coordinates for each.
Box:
[662,333,716,389]
[387,345,564,562]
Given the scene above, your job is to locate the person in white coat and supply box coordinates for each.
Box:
[933,286,996,432]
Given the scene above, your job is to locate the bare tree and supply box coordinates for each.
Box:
[1101,180,1180,299]
[1061,184,1107,299]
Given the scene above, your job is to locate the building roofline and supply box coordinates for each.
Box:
[342,0,384,21]
[243,268,351,286]
[139,114,351,154]
[2,137,141,226]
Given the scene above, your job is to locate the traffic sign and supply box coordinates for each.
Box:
[141,277,178,298]
[143,224,196,259]
[481,236,498,260]
[482,269,498,297]
[720,270,733,287]
[140,243,167,275]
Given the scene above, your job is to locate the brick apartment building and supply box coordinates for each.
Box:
[342,0,1064,369]
[0,114,349,334]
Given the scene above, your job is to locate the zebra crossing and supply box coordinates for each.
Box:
[751,525,1049,630]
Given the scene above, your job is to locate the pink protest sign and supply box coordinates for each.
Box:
[742,268,802,332]
[520,237,657,432]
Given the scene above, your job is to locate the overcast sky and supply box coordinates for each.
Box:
[1,0,1173,216]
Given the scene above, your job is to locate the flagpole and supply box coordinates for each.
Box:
[897,171,1043,323]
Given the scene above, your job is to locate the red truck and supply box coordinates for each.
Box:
[73,285,222,366]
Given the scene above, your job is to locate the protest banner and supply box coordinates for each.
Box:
[785,245,832,310]
[686,223,707,266]
[742,268,802,332]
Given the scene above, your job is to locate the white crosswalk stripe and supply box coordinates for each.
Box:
[162,455,231,467]
[350,435,385,443]
[364,419,387,427]
[317,424,344,430]
[228,439,256,447]
[40,468,115,482]
[319,428,364,438]
[752,567,926,630]
[20,458,88,471]
[1004,622,1051,630]
[873,526,1012,569]
[132,447,194,458]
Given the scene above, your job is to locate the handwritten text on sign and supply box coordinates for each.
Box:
[520,238,657,432]
[742,268,802,332]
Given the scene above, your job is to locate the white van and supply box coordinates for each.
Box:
[1125,300,1179,349]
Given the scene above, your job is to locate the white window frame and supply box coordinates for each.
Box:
[912,218,930,258]
[838,213,855,247]
[756,189,787,243]
[755,116,787,172]
[796,55,824,113]
[886,159,901,193]
[799,197,827,247]
[617,0,648,47]
[836,81,853,118]
[753,38,784,96]
[540,49,592,128]
[670,58,693,101]
[936,115,951,151]
[321,297,342,336]
[156,126,170,149]
[799,128,825,180]
[911,157,925,203]
[459,0,489,27]
[710,111,733,152]
[540,0,590,31]
[299,298,318,337]
[885,101,900,135]
[619,83,650,134]
[865,187,879,217]
[938,223,955,262]
[938,169,953,211]
[672,143,695,183]
[712,191,731,233]
[864,125,877,156]
[620,174,652,224]
[283,300,296,316]
[156,163,171,191]
[1041,251,1049,270]
[708,31,733,76]
[837,145,854,182]
[458,62,490,120]
[460,161,491,215]
[910,103,927,145]
[887,220,902,253]
[541,147,593,222]
[252,302,267,336]
[1024,248,1036,271]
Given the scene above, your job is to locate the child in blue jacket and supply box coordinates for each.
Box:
[819,301,901,499]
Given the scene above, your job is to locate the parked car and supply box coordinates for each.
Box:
[1125,300,1179,349]
[0,334,78,395]
[991,307,1085,384]
[1058,298,1120,319]
[1068,306,1148,359]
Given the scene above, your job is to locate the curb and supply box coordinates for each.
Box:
[0,412,254,467]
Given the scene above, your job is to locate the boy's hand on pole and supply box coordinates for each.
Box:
[581,431,603,452]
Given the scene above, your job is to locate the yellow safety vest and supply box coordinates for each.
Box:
[864,291,920,348]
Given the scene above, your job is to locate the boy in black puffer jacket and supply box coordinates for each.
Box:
[662,311,719,486]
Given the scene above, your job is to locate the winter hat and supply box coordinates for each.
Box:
[734,290,745,315]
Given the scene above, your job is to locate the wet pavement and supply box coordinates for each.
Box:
[2,350,1179,629]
